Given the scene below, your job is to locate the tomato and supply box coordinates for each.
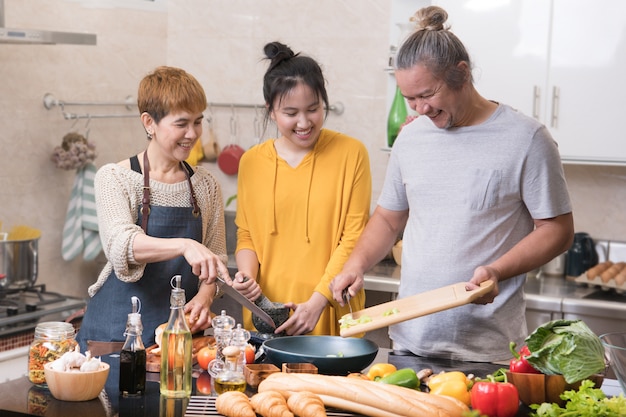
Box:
[245,344,256,364]
[197,346,217,371]
[196,371,212,395]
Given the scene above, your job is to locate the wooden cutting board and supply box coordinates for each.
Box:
[340,280,494,337]
[146,335,215,373]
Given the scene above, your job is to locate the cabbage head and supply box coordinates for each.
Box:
[524,319,606,384]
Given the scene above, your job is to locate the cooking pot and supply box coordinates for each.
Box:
[0,237,39,290]
[565,232,598,278]
[262,336,378,375]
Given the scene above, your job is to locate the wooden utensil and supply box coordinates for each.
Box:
[339,280,494,337]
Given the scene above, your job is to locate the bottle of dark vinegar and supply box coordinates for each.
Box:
[120,296,147,396]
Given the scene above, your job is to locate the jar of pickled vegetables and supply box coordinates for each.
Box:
[28,321,77,386]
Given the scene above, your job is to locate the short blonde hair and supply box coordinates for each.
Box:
[137,66,207,123]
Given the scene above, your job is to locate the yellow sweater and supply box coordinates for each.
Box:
[236,129,372,335]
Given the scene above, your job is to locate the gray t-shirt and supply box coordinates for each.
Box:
[379,103,571,361]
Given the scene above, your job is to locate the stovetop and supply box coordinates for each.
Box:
[0,284,86,337]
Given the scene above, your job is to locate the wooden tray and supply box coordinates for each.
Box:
[146,335,215,373]
[340,281,494,337]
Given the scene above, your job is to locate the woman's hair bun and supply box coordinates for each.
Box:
[264,41,296,70]
[410,5,449,32]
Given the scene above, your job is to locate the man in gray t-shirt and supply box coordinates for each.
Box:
[330,6,573,362]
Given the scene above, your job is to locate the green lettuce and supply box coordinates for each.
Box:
[524,319,606,384]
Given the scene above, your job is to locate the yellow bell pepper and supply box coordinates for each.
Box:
[427,371,472,406]
[366,363,397,381]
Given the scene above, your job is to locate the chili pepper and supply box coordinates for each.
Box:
[378,367,420,389]
[509,342,540,374]
[471,369,519,417]
[366,363,397,381]
[427,371,472,406]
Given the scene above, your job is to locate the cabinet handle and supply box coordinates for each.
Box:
[532,85,541,120]
[551,86,560,128]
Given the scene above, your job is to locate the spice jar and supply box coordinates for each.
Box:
[28,321,77,386]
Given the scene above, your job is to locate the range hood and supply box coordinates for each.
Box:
[0,0,96,45]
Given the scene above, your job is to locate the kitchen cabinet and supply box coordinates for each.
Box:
[434,0,626,164]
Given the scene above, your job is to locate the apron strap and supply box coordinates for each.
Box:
[141,151,151,234]
[141,153,201,233]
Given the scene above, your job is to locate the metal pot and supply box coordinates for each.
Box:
[0,237,39,290]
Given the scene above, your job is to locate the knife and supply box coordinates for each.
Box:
[216,275,276,329]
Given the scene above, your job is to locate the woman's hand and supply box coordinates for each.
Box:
[275,293,327,335]
[185,288,215,333]
[182,239,231,285]
[232,271,262,301]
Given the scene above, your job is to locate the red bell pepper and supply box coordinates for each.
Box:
[471,370,519,417]
[509,342,540,374]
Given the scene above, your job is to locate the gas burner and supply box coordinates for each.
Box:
[0,299,19,316]
[0,285,86,338]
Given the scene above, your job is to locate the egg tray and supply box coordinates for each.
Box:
[573,260,626,294]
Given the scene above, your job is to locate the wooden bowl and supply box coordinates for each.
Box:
[244,364,280,388]
[506,371,604,406]
[44,362,110,402]
[282,363,318,374]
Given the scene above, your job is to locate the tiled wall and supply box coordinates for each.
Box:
[1,0,625,303]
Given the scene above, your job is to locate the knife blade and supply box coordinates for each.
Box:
[216,276,276,329]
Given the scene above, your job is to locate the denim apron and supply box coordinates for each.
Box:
[77,158,201,351]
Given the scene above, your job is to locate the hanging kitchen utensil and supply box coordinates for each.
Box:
[202,112,220,162]
[339,280,494,337]
[217,107,245,175]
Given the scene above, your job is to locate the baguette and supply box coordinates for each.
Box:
[318,394,406,417]
[258,372,466,417]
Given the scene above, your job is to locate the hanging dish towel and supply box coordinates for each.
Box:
[62,163,102,261]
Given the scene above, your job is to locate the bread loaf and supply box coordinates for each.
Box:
[258,372,468,417]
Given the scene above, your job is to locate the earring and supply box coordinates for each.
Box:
[146,130,153,140]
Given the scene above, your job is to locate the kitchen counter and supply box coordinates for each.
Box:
[0,348,621,417]
[363,260,626,333]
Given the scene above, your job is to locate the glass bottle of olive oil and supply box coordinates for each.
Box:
[160,275,192,398]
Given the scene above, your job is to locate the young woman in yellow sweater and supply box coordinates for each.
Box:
[233,42,372,336]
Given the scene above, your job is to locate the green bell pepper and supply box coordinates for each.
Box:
[378,367,420,389]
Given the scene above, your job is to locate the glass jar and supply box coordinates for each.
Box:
[28,321,77,386]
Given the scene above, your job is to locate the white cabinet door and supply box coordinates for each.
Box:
[549,0,626,163]
[434,0,550,121]
[432,0,626,164]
